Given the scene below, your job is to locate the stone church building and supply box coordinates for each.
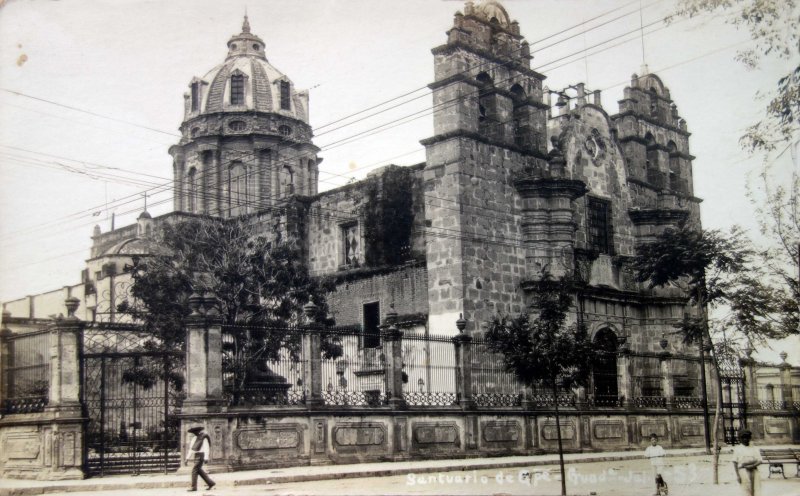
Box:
[2,0,797,478]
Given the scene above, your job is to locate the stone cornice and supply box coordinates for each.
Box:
[628,208,690,225]
[431,41,545,81]
[420,130,549,160]
[513,176,588,199]
[611,110,691,137]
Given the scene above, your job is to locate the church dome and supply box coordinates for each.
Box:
[183,16,309,125]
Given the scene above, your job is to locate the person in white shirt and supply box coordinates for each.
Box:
[732,430,762,496]
[185,426,215,492]
[644,434,668,496]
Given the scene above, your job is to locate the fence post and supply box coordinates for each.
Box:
[617,349,633,408]
[0,312,10,408]
[40,297,86,479]
[452,314,474,410]
[740,348,762,438]
[48,297,84,413]
[383,308,405,409]
[304,302,324,408]
[183,292,223,414]
[778,351,791,409]
[659,351,674,409]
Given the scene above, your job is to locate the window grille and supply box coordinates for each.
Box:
[280,81,290,110]
[587,197,612,254]
[230,75,245,105]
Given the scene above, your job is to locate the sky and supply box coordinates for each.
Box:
[0,0,797,361]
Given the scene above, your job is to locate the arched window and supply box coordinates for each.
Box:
[667,141,681,192]
[230,74,245,105]
[476,72,495,137]
[187,167,198,213]
[281,165,294,195]
[308,159,315,195]
[648,88,659,119]
[644,132,661,187]
[190,82,200,112]
[280,81,290,110]
[592,328,619,406]
[230,161,247,216]
[510,84,531,148]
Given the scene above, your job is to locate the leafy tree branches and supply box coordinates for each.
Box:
[485,276,593,496]
[672,0,799,152]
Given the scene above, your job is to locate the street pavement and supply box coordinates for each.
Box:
[1,449,798,496]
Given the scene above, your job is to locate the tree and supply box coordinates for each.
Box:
[672,0,799,152]
[632,221,789,483]
[485,276,593,496]
[117,217,340,397]
[748,163,800,335]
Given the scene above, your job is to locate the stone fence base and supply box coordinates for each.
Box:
[178,409,799,472]
[0,409,85,480]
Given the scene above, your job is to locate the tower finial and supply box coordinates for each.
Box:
[242,11,251,34]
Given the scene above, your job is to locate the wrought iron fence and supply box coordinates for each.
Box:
[2,329,51,414]
[401,332,458,406]
[470,339,523,407]
[320,327,389,407]
[632,355,664,407]
[222,324,307,407]
[82,324,184,476]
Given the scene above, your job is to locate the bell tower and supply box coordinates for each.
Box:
[422,1,551,333]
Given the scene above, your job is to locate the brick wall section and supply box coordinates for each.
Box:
[325,266,429,328]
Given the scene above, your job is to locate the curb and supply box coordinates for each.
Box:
[233,450,712,486]
[0,449,718,496]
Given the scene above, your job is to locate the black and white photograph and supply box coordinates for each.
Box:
[0,0,797,495]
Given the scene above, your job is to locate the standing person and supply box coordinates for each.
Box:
[185,426,215,492]
[732,430,762,496]
[644,434,668,496]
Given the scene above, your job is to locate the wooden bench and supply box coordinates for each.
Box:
[760,448,800,479]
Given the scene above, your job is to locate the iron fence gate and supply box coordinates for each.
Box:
[719,358,747,445]
[82,337,183,476]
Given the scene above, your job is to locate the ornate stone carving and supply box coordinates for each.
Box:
[482,420,521,443]
[235,427,301,450]
[592,420,625,439]
[542,421,575,441]
[333,423,386,446]
[413,422,459,445]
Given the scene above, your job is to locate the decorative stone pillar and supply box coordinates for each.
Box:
[383,308,405,409]
[514,144,588,280]
[183,292,224,415]
[303,302,324,408]
[659,352,674,409]
[778,351,791,409]
[48,297,84,416]
[740,350,763,438]
[617,349,633,408]
[45,297,86,480]
[452,314,474,410]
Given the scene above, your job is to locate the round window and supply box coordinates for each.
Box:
[190,127,200,137]
[230,43,237,50]
[253,44,260,50]
[279,125,292,136]
[229,120,247,131]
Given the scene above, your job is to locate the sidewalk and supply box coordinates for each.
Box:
[0,447,736,496]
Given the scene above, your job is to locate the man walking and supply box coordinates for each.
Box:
[185,426,215,492]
